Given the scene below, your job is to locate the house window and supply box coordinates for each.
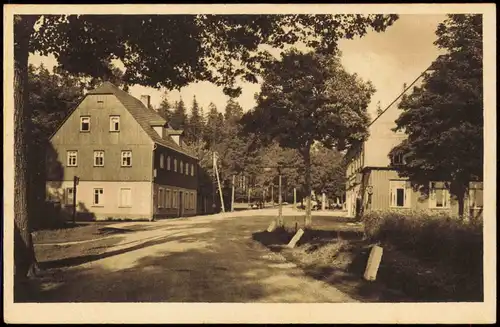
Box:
[390,180,410,208]
[65,188,74,205]
[160,153,165,169]
[191,164,194,176]
[174,159,178,172]
[180,160,184,174]
[94,150,104,167]
[158,188,164,208]
[429,181,450,208]
[167,156,171,170]
[67,151,78,167]
[392,153,406,166]
[469,182,483,209]
[185,162,189,175]
[121,151,132,167]
[166,189,171,209]
[173,191,178,208]
[97,96,104,108]
[80,116,90,132]
[119,188,132,207]
[93,188,104,206]
[110,116,120,132]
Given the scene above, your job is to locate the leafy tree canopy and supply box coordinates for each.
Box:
[29,14,398,96]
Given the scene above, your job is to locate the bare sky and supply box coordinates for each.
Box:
[28,14,446,117]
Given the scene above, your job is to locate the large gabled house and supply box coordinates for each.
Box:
[345,89,483,219]
[46,82,202,221]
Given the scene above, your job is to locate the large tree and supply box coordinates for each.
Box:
[170,97,188,130]
[13,13,397,280]
[185,95,205,144]
[390,14,483,217]
[241,49,375,227]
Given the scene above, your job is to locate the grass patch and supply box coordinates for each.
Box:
[35,236,123,264]
[253,213,483,302]
[32,222,142,244]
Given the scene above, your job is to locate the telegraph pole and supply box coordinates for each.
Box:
[73,175,79,225]
[278,167,283,226]
[231,174,235,212]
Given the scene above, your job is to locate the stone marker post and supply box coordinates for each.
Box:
[364,245,383,281]
[287,228,305,248]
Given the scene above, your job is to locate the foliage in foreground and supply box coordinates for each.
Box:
[363,210,483,277]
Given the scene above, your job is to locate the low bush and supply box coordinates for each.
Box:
[363,210,483,276]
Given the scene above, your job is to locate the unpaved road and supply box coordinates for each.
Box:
[29,211,357,303]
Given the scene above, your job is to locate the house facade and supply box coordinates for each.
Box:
[46,82,200,221]
[345,93,483,219]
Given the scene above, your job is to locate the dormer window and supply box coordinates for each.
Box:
[392,153,405,165]
[167,156,171,170]
[180,160,184,174]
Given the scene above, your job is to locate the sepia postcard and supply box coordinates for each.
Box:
[3,3,496,324]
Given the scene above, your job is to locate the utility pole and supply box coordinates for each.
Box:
[278,167,283,226]
[72,175,79,225]
[231,174,235,212]
[248,187,251,208]
[271,184,274,207]
[293,187,297,210]
[213,152,225,212]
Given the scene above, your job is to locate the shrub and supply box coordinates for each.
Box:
[363,210,483,275]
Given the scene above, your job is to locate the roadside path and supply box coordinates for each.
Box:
[32,212,358,303]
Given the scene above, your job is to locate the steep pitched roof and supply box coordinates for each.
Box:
[88,82,197,159]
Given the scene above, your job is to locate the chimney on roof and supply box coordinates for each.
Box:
[140,95,151,109]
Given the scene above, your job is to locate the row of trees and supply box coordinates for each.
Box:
[14,13,399,282]
[152,88,347,208]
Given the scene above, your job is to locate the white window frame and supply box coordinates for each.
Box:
[119,188,132,208]
[94,150,104,167]
[109,115,120,132]
[174,159,178,172]
[121,150,132,167]
[93,188,104,206]
[167,156,171,170]
[67,150,78,167]
[185,162,189,175]
[160,153,165,169]
[158,188,164,208]
[180,160,184,174]
[389,180,411,208]
[166,189,171,209]
[191,164,194,176]
[65,187,74,205]
[80,116,90,132]
[173,190,178,208]
[429,181,451,209]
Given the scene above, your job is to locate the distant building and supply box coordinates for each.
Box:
[45,82,208,221]
[345,88,483,219]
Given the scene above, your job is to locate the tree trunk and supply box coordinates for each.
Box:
[302,144,312,228]
[456,184,466,219]
[14,15,38,282]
